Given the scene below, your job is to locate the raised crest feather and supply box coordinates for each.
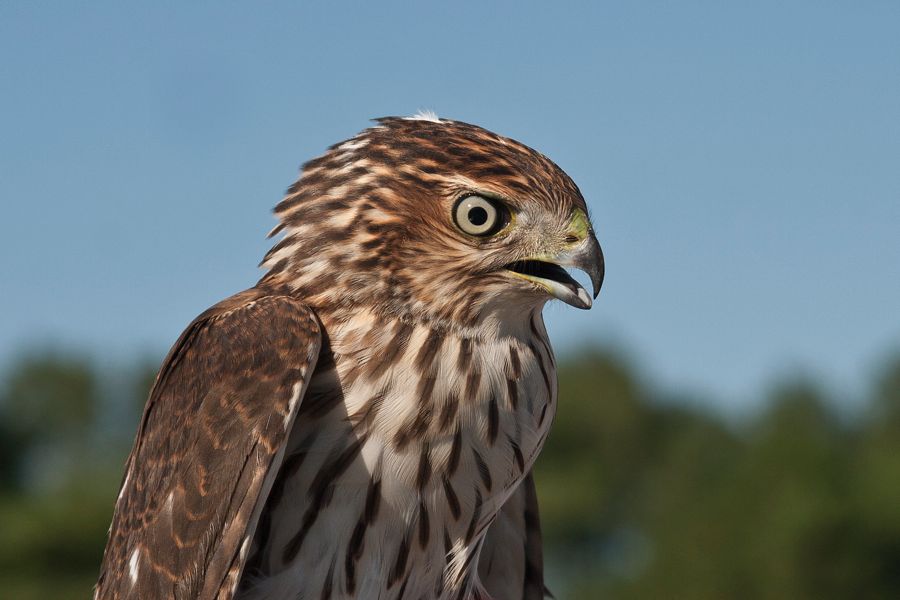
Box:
[406,109,441,122]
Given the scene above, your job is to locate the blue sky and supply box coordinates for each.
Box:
[1,2,898,410]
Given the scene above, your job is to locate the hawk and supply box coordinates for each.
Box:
[96,114,604,600]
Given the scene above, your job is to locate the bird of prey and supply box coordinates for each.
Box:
[95,113,604,600]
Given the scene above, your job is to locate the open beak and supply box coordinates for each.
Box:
[505,233,604,309]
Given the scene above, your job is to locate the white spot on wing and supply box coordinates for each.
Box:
[128,547,140,585]
[406,109,441,123]
[285,381,303,429]
[117,469,131,502]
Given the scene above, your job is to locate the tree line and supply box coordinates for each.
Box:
[1,347,898,598]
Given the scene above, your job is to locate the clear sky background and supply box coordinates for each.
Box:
[1,2,898,411]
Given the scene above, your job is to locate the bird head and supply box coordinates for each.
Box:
[262,114,604,331]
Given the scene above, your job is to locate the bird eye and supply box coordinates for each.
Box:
[453,195,505,236]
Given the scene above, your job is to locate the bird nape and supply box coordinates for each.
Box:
[95,114,604,600]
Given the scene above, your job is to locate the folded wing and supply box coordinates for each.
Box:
[95,289,321,600]
[478,471,548,600]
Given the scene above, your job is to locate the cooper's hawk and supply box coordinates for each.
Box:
[96,114,604,600]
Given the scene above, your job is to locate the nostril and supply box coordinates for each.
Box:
[564,235,579,244]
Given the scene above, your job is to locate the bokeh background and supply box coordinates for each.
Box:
[2,2,899,598]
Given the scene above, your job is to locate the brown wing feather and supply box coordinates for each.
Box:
[478,471,548,600]
[95,288,321,600]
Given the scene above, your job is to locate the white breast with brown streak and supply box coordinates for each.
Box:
[237,306,556,600]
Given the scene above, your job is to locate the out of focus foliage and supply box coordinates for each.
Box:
[1,348,899,598]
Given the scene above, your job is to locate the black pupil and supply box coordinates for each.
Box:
[468,206,489,226]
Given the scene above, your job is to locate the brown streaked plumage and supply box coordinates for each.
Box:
[96,113,604,600]
[95,290,321,599]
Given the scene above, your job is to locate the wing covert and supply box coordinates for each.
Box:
[95,289,321,600]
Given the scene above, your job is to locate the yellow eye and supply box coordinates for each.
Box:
[454,195,505,236]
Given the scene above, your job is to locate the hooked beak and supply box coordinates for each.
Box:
[505,233,604,309]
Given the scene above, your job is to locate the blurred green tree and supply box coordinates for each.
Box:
[0,354,98,490]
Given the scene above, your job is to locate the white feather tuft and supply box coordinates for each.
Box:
[406,109,441,123]
[128,548,140,585]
